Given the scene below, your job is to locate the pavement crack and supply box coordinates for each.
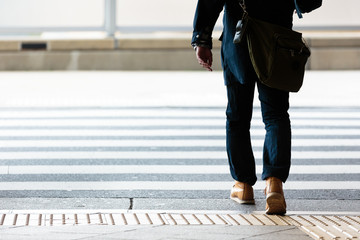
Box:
[238,226,299,240]
[128,198,134,210]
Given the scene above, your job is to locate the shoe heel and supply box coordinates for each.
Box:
[266,192,286,215]
[230,196,255,205]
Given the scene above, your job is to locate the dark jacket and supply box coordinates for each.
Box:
[192,0,295,85]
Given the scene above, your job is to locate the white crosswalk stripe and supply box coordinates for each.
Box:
[2,165,359,174]
[0,181,359,191]
[0,118,359,127]
[0,151,359,160]
[0,139,359,147]
[0,129,359,137]
[0,106,359,199]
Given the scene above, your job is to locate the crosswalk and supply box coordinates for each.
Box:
[0,106,359,200]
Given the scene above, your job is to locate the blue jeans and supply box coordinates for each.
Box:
[226,81,291,186]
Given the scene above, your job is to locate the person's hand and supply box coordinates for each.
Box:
[196,46,213,71]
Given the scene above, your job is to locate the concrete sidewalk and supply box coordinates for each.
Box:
[0,225,310,240]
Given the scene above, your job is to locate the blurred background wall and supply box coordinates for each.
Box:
[0,0,359,70]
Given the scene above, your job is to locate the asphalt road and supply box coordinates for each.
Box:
[0,71,358,213]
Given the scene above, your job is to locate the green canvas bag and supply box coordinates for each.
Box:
[246,15,311,92]
[233,0,311,92]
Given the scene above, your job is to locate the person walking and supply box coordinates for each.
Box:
[192,0,320,215]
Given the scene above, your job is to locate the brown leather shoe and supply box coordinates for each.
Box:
[230,181,255,204]
[265,177,287,215]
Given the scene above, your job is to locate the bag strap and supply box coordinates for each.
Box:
[238,0,247,14]
[238,0,303,19]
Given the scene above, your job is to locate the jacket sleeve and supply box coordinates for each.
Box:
[191,0,225,49]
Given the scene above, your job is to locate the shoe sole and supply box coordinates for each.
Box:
[230,196,255,205]
[265,193,286,215]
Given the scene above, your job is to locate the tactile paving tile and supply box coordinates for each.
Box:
[0,211,359,240]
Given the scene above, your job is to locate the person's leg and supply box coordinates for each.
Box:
[257,82,291,182]
[257,81,291,214]
[226,81,257,186]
